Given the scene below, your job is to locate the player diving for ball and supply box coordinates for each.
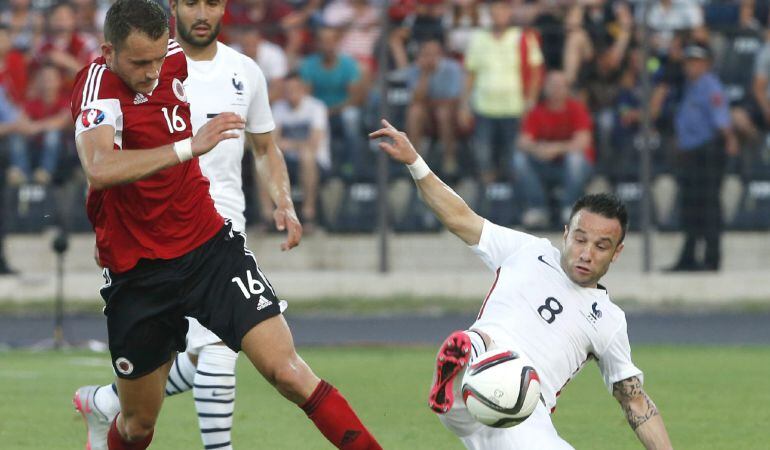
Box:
[71,1,381,450]
[370,120,673,450]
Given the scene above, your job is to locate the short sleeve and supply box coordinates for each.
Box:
[596,318,644,393]
[524,31,544,67]
[0,87,19,123]
[464,32,482,72]
[573,101,593,131]
[74,98,122,138]
[470,220,539,271]
[344,56,361,84]
[754,46,770,78]
[444,61,464,98]
[245,57,275,134]
[706,78,731,130]
[310,100,328,131]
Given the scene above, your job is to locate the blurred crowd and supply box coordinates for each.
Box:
[2,0,770,273]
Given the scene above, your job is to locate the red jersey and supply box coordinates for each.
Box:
[521,98,595,162]
[70,40,223,273]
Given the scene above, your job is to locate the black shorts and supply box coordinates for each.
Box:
[100,222,282,379]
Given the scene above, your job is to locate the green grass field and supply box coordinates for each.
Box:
[1,345,768,449]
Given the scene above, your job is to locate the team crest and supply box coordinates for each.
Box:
[232,73,244,95]
[172,78,186,102]
[115,357,134,375]
[81,108,105,128]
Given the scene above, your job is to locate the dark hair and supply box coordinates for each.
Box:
[569,193,629,243]
[104,0,168,51]
[285,70,302,81]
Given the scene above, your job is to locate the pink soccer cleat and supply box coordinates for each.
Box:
[429,330,471,414]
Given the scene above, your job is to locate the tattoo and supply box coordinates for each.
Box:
[612,376,660,431]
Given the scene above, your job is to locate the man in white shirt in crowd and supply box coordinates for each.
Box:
[370,120,674,450]
[269,72,330,229]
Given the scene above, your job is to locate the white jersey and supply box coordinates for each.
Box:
[470,220,642,412]
[185,41,275,232]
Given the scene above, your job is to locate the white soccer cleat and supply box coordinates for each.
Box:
[73,385,111,450]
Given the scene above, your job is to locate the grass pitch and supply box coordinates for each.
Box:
[0,345,768,449]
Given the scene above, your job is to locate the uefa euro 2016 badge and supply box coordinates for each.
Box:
[173,78,186,102]
[81,108,105,128]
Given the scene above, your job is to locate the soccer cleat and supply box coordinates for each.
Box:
[429,330,471,414]
[73,385,111,450]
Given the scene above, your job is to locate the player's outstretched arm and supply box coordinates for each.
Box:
[612,376,674,450]
[76,113,245,190]
[369,119,484,245]
[248,131,302,251]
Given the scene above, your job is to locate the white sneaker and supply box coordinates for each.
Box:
[73,385,111,450]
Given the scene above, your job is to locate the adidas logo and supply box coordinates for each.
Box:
[256,295,273,311]
[340,430,361,446]
[133,93,148,104]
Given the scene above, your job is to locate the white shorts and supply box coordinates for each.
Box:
[438,374,574,450]
[185,317,223,354]
[184,300,288,354]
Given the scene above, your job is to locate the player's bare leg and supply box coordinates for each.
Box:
[240,315,382,450]
[108,359,174,449]
[429,329,490,414]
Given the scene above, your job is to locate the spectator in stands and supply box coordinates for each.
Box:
[299,26,364,178]
[0,23,27,106]
[7,64,69,186]
[389,0,448,70]
[0,0,43,51]
[405,39,464,177]
[638,0,703,57]
[33,1,98,82]
[0,84,22,275]
[513,71,594,228]
[71,0,104,38]
[270,73,329,230]
[224,0,309,66]
[669,44,738,272]
[445,0,491,58]
[236,26,288,102]
[322,0,380,81]
[716,0,764,146]
[460,0,543,185]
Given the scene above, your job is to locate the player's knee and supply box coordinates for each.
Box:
[269,357,314,401]
[122,414,156,442]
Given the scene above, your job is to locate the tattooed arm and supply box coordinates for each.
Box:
[612,376,673,450]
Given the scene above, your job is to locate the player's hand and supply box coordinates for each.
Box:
[274,205,302,251]
[368,119,419,164]
[191,112,246,157]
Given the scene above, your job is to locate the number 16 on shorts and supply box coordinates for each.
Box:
[232,269,275,311]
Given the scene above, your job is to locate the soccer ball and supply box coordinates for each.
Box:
[461,348,541,428]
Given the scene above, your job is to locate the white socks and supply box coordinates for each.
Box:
[165,352,197,396]
[193,344,238,450]
[94,383,121,421]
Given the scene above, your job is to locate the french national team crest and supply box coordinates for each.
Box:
[81,108,105,128]
[172,78,186,102]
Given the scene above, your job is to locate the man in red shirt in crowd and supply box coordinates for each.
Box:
[513,70,594,228]
[70,1,381,449]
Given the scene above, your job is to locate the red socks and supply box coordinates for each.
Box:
[301,380,382,450]
[107,414,154,450]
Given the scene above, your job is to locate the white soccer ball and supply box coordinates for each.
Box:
[461,348,541,428]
